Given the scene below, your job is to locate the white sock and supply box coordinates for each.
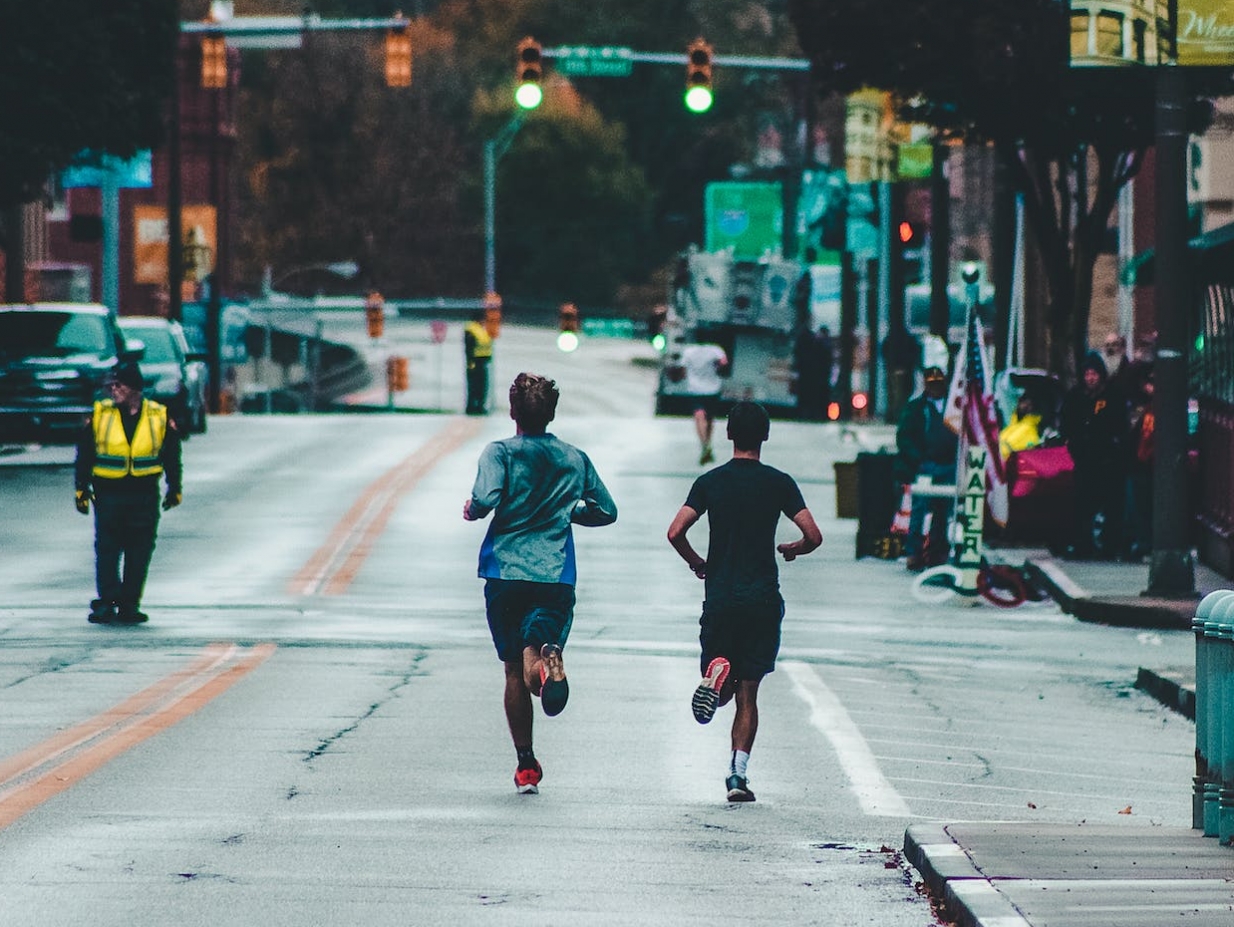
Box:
[730,750,750,778]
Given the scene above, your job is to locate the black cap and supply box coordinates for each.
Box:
[110,362,144,390]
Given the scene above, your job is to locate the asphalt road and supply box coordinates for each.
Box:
[0,323,1196,926]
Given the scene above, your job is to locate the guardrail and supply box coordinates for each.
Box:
[1193,589,1234,843]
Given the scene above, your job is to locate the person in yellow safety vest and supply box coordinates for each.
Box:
[74,362,183,625]
[998,392,1043,460]
[464,310,494,415]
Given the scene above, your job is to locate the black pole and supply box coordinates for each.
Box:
[1146,63,1196,597]
[168,34,183,324]
[206,83,222,414]
[929,138,951,339]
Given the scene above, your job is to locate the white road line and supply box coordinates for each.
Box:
[784,661,912,817]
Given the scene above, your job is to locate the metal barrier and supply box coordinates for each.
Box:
[1193,589,1234,843]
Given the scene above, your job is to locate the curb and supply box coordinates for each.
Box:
[1134,667,1196,719]
[1023,557,1196,630]
[903,824,1032,927]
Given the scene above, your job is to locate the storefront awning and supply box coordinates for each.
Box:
[1122,221,1234,287]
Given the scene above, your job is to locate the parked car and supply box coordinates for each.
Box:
[0,303,132,444]
[118,316,209,435]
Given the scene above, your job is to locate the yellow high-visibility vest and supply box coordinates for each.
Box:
[464,321,493,360]
[92,399,168,479]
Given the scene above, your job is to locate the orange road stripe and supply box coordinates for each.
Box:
[291,417,482,597]
[0,643,275,831]
[0,643,235,788]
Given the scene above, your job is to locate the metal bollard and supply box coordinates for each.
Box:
[1193,591,1232,830]
[1205,597,1234,837]
[1221,618,1234,844]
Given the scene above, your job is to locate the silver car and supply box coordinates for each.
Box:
[118,316,209,434]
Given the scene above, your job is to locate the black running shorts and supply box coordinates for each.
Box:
[698,596,785,680]
[484,579,575,663]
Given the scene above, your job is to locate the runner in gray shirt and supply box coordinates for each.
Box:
[464,372,617,794]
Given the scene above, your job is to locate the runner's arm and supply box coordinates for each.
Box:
[667,505,706,579]
[777,507,822,562]
[572,460,618,526]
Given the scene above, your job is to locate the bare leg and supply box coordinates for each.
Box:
[693,407,712,448]
[504,659,534,747]
[521,644,544,695]
[731,679,761,754]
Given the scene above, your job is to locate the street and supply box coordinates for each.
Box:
[0,322,1196,926]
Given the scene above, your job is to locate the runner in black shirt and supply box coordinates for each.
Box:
[667,401,821,802]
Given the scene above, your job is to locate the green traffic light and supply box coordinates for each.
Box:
[684,86,713,113]
[515,82,543,110]
[557,330,580,353]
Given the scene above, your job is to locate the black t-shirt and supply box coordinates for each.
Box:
[683,458,807,605]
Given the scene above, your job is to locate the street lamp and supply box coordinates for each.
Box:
[261,261,360,295]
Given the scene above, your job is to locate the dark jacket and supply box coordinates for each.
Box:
[895,394,958,483]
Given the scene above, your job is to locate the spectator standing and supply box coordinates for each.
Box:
[75,363,183,624]
[1060,351,1128,559]
[463,311,493,415]
[1124,362,1155,561]
[894,364,959,571]
[793,324,833,421]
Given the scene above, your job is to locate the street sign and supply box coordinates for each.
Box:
[555,46,634,77]
[705,182,783,259]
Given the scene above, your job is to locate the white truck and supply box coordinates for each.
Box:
[655,248,809,416]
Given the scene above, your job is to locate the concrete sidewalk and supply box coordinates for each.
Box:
[905,822,1234,927]
[905,553,1233,927]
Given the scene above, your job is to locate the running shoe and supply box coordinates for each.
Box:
[691,656,730,724]
[514,760,543,795]
[700,445,715,465]
[726,773,755,803]
[539,644,569,717]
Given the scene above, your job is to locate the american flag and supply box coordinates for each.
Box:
[943,308,1009,526]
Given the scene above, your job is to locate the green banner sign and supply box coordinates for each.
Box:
[705,182,783,259]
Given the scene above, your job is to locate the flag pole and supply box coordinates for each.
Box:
[955,265,985,599]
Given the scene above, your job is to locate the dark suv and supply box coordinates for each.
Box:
[0,303,131,444]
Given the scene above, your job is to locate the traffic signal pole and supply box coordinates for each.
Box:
[484,114,524,296]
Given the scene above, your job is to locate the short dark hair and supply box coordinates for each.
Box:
[726,401,770,450]
[509,372,559,432]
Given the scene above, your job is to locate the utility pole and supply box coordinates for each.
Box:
[1146,61,1196,598]
[484,114,524,296]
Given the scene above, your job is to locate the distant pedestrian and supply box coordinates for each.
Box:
[75,363,183,625]
[1124,362,1155,561]
[667,401,822,803]
[463,310,493,415]
[794,324,834,421]
[676,338,729,464]
[463,372,618,795]
[1060,351,1127,559]
[894,364,958,571]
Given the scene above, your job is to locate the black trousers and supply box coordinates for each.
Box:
[94,486,160,612]
[466,359,489,414]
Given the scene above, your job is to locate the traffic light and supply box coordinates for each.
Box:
[897,221,922,247]
[200,35,227,89]
[384,18,412,87]
[515,37,543,110]
[684,38,713,113]
[365,291,386,339]
[557,302,580,352]
[386,356,409,393]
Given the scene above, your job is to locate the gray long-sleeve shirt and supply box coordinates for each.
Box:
[469,433,617,584]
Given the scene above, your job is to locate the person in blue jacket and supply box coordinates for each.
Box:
[464,372,617,795]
